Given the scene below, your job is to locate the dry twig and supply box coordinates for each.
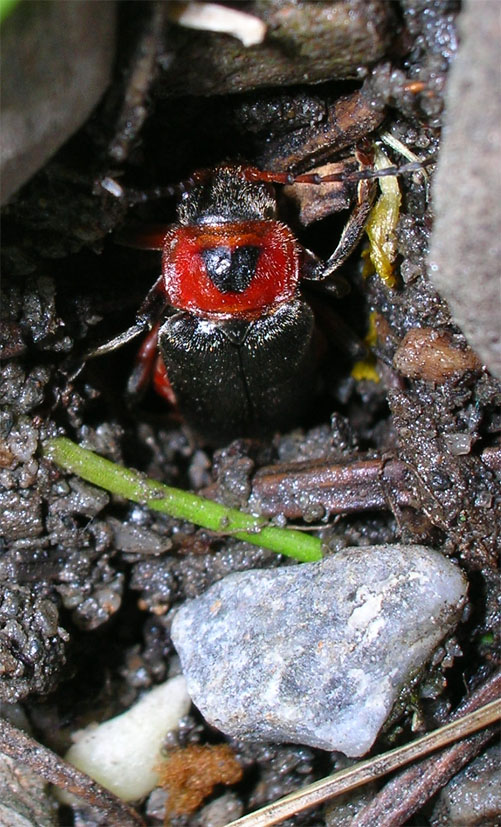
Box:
[227,675,500,827]
[352,668,501,826]
[0,717,145,827]
[240,446,501,519]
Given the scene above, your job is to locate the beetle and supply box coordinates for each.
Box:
[90,151,428,444]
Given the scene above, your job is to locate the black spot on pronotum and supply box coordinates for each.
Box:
[202,245,261,292]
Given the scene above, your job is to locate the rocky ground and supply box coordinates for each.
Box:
[0,1,499,826]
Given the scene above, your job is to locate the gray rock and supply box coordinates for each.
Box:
[171,545,467,756]
[428,0,501,378]
[159,0,391,96]
[1,1,116,204]
[196,793,244,827]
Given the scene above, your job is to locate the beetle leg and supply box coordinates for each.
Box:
[152,354,178,407]
[320,145,378,279]
[321,176,377,279]
[127,322,178,408]
[309,296,367,361]
[299,246,325,280]
[60,317,147,383]
[86,322,147,358]
[80,274,169,363]
[300,247,350,298]
[126,322,159,399]
[136,275,171,326]
[76,275,170,388]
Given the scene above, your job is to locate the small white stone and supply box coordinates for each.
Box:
[62,675,191,802]
[169,3,267,48]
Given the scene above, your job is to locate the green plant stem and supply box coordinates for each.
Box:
[43,438,323,562]
[0,0,19,24]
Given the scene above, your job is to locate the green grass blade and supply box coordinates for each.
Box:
[0,0,20,24]
[44,437,323,563]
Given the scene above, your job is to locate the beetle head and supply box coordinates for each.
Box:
[177,165,278,225]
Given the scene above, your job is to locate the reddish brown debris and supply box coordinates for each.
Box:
[393,327,482,383]
[157,743,243,820]
[248,456,418,519]
[237,447,500,522]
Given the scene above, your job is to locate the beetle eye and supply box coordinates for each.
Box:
[201,245,260,293]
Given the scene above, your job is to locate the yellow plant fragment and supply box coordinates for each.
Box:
[364,310,379,349]
[351,359,380,383]
[351,312,380,383]
[365,147,402,289]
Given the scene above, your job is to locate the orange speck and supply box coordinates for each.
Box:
[403,81,426,93]
[156,743,243,821]
[210,599,222,614]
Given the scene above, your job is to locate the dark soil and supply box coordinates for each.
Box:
[0,2,499,825]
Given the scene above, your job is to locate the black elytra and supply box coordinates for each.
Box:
[156,300,317,444]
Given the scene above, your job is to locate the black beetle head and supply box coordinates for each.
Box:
[177,166,278,225]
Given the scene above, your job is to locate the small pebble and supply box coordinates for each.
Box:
[197,792,244,827]
[62,675,191,802]
[171,545,467,756]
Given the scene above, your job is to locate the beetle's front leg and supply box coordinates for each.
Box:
[63,274,171,386]
[321,178,376,279]
[61,318,149,383]
[321,147,378,279]
[300,246,350,299]
[85,274,169,360]
[135,274,171,328]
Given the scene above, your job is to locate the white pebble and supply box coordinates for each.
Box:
[169,2,266,47]
[63,675,190,801]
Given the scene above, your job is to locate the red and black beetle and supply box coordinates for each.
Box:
[91,154,427,444]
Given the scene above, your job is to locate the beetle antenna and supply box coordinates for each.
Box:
[97,176,184,206]
[331,157,435,182]
[243,156,434,187]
